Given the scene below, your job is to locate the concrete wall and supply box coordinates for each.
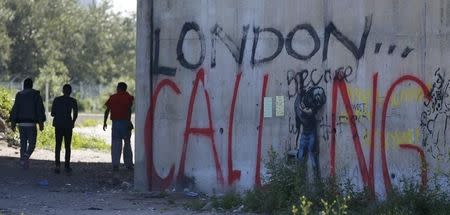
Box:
[136,0,450,196]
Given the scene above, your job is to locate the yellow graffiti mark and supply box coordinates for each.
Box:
[334,127,421,148]
[388,88,426,108]
[347,86,370,105]
[346,85,429,108]
[385,128,421,148]
[333,84,429,150]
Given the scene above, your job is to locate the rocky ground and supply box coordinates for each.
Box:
[0,140,243,215]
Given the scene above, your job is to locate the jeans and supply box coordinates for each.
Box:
[55,126,73,168]
[111,120,133,167]
[297,132,320,180]
[19,126,37,160]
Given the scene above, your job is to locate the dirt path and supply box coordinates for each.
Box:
[0,141,228,215]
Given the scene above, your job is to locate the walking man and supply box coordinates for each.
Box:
[51,84,78,174]
[103,82,134,171]
[10,78,46,169]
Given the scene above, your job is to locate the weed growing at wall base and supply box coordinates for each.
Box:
[242,148,340,214]
[240,148,450,215]
[37,124,108,151]
[211,191,242,211]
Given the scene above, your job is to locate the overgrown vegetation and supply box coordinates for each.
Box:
[160,148,450,214]
[191,148,450,214]
[242,149,342,214]
[37,123,108,151]
[211,191,243,210]
[238,148,450,215]
[78,118,102,127]
[183,198,208,211]
[0,87,12,120]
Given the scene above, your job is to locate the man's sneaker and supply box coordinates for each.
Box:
[54,167,61,174]
[126,165,134,171]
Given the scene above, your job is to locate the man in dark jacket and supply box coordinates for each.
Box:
[51,84,78,174]
[295,86,326,181]
[10,78,46,169]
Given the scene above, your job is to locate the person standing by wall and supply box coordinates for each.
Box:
[294,86,326,181]
[51,84,78,174]
[10,78,46,169]
[103,82,134,171]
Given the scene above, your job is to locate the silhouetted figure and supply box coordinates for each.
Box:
[295,86,326,181]
[103,82,134,171]
[10,78,46,169]
[51,84,78,174]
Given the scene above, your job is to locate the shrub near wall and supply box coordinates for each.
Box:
[241,149,450,215]
[0,87,12,120]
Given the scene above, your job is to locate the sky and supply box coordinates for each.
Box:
[110,0,136,15]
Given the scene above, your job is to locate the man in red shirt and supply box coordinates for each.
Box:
[103,82,134,171]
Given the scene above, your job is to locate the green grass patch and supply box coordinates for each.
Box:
[77,118,102,127]
[37,124,108,151]
[211,191,242,210]
[242,148,450,215]
[0,87,13,120]
[184,199,208,211]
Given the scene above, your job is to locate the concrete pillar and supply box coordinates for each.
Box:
[134,0,152,191]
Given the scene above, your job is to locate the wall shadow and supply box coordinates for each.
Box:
[0,155,134,192]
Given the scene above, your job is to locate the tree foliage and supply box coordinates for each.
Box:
[0,0,136,99]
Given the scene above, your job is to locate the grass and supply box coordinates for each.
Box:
[184,199,208,211]
[0,87,13,120]
[37,123,109,151]
[211,191,242,210]
[172,149,450,215]
[77,118,103,127]
[240,148,450,215]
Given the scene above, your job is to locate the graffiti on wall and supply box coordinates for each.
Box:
[144,11,450,196]
[286,66,354,100]
[329,73,431,194]
[294,86,326,180]
[422,68,450,161]
[145,69,434,195]
[164,14,415,74]
[169,16,373,73]
[145,68,271,189]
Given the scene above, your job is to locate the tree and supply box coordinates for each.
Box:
[4,0,43,80]
[0,0,12,76]
[0,0,136,112]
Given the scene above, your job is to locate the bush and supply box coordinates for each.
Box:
[37,123,108,151]
[78,118,102,127]
[243,148,337,214]
[211,191,242,210]
[242,148,450,215]
[77,97,108,113]
[0,87,13,120]
[370,179,450,215]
